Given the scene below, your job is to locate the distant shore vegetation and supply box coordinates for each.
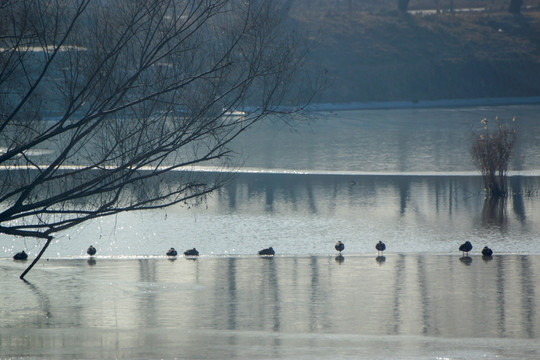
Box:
[288,0,540,103]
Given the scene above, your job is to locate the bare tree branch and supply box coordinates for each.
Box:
[0,0,318,278]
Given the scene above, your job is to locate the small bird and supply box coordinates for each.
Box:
[166,248,178,256]
[335,241,345,255]
[184,248,199,257]
[482,246,493,257]
[258,247,275,256]
[376,241,386,255]
[459,241,473,256]
[13,250,28,260]
[87,245,97,256]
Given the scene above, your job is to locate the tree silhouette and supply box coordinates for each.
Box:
[0,0,316,278]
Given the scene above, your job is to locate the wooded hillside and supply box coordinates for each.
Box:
[290,1,540,103]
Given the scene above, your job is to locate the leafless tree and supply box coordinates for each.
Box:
[470,117,516,198]
[0,0,317,279]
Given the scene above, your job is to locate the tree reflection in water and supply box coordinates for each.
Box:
[1,255,539,358]
[482,196,507,227]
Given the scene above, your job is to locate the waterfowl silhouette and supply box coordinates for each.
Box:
[13,250,28,260]
[87,245,96,256]
[376,241,386,255]
[166,248,178,256]
[184,248,199,257]
[258,247,275,256]
[481,246,493,257]
[459,241,473,256]
[335,241,344,255]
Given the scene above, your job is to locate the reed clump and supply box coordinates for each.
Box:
[471,117,516,197]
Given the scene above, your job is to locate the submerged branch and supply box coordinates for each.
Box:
[19,236,53,280]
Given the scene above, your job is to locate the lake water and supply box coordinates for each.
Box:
[1,255,540,359]
[2,104,540,359]
[3,104,540,258]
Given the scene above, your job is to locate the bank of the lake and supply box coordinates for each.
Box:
[309,96,540,111]
[294,4,540,103]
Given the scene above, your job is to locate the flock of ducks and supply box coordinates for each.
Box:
[11,241,494,261]
[458,240,494,257]
[167,247,199,257]
[331,240,493,259]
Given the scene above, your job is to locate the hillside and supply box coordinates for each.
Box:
[292,5,540,103]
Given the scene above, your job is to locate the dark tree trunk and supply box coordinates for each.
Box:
[398,0,410,13]
[509,0,523,13]
[20,236,53,280]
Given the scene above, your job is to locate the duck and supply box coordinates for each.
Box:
[459,241,473,256]
[87,245,97,256]
[166,248,178,256]
[376,241,386,255]
[481,246,493,257]
[13,250,28,260]
[335,241,344,255]
[184,248,199,257]
[258,247,275,256]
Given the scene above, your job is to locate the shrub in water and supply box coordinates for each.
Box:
[471,117,516,197]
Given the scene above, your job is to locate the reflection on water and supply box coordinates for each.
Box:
[2,173,540,258]
[482,196,507,226]
[2,105,540,360]
[1,255,540,359]
[2,105,540,259]
[216,172,538,226]
[210,173,540,255]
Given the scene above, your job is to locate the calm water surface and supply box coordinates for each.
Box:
[2,105,540,359]
[1,256,539,359]
[3,173,539,258]
[234,105,540,173]
[2,105,540,258]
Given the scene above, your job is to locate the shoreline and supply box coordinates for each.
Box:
[182,167,540,177]
[309,96,540,111]
[41,97,540,121]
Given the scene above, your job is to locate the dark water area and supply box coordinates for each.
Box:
[1,255,539,359]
